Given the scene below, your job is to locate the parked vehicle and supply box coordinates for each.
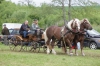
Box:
[0,28,20,43]
[8,28,20,39]
[0,23,21,43]
[0,23,21,41]
[2,23,22,29]
[84,29,100,49]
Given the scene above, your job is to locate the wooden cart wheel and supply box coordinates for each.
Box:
[36,42,40,53]
[21,42,31,52]
[9,36,17,51]
[29,41,40,52]
[15,40,23,52]
[14,35,23,52]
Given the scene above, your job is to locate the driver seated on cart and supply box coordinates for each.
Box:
[30,19,41,37]
[19,20,30,38]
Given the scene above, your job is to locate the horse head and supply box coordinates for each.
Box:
[67,18,80,33]
[81,18,92,30]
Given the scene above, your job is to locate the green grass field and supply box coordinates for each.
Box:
[0,43,100,66]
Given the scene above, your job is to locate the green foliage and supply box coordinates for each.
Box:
[0,0,4,3]
[0,0,100,31]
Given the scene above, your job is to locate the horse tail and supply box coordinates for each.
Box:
[43,28,48,43]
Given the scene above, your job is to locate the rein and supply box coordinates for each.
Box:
[77,30,86,35]
[61,26,71,37]
[58,26,73,47]
[57,26,70,47]
[60,25,78,41]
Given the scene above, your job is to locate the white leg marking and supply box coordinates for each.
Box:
[47,47,50,54]
[52,49,56,55]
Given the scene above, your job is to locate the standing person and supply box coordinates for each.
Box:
[1,24,10,35]
[31,19,40,36]
[19,20,30,38]
[1,24,10,45]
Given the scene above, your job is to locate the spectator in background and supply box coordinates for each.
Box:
[19,20,30,38]
[1,24,10,35]
[1,24,10,45]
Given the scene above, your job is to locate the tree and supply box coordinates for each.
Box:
[52,0,67,24]
[71,0,100,24]
[68,0,71,21]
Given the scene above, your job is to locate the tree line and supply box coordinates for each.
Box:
[0,0,100,31]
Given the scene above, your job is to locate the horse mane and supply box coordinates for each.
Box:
[67,18,80,30]
[81,18,90,24]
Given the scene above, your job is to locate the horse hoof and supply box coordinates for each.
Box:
[47,52,50,54]
[47,49,50,54]
[53,53,56,55]
[69,53,73,56]
[47,51,50,54]
[76,53,79,56]
[82,53,85,56]
[52,49,56,55]
[66,52,69,55]
[52,52,56,55]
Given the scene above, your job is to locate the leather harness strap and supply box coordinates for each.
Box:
[59,25,78,48]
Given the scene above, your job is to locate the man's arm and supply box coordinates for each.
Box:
[22,24,27,31]
[27,25,30,31]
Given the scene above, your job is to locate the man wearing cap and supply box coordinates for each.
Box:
[19,20,30,38]
[1,24,10,35]
[31,19,40,36]
[1,24,10,45]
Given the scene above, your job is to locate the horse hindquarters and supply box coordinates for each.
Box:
[43,29,50,54]
[44,28,54,54]
[44,26,59,54]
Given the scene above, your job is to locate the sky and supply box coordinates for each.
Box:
[11,0,52,6]
[11,0,100,6]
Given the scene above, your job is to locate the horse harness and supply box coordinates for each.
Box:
[61,26,78,37]
[57,19,80,47]
[57,26,73,47]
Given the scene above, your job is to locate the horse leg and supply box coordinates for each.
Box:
[80,41,85,56]
[51,39,56,55]
[43,29,51,54]
[46,39,51,54]
[62,41,68,54]
[62,41,67,54]
[74,43,78,56]
[74,41,79,56]
[67,40,73,56]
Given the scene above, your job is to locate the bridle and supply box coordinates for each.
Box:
[78,20,88,34]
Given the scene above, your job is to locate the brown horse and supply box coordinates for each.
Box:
[44,18,80,55]
[73,18,92,56]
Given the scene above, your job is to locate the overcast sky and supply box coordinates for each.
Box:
[11,0,51,6]
[11,0,100,6]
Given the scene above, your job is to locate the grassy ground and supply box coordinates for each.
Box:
[0,43,100,66]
